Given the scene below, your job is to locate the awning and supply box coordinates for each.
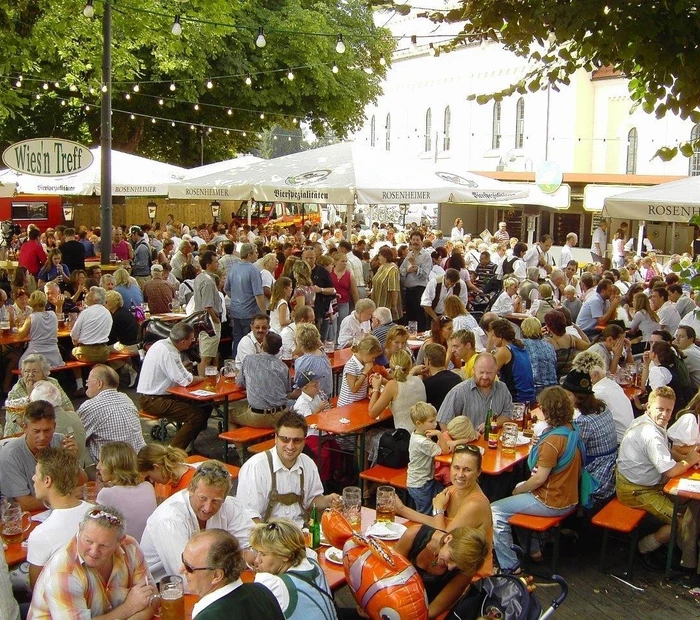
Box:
[603,176,700,222]
[583,184,648,212]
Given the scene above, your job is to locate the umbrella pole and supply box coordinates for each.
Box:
[99,0,113,263]
[637,221,645,257]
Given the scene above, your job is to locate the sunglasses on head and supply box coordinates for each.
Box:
[454,444,481,454]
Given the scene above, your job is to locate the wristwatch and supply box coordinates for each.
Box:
[432,508,446,517]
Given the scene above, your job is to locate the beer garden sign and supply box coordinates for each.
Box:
[2,138,93,177]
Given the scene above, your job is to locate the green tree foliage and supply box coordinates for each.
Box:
[413,0,700,161]
[0,0,394,165]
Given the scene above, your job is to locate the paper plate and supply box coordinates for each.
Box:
[324,547,344,565]
[516,433,531,446]
[365,521,407,541]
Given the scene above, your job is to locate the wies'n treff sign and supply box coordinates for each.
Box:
[2,139,93,177]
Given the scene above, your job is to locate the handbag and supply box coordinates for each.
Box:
[376,428,411,468]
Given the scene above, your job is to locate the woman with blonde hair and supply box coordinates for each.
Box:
[18,290,62,367]
[370,246,400,321]
[451,217,464,240]
[261,253,278,310]
[114,267,143,308]
[627,291,660,348]
[280,255,298,281]
[251,518,336,620]
[97,442,157,540]
[521,317,558,396]
[269,277,293,334]
[292,260,315,309]
[443,295,480,333]
[293,323,333,398]
[137,444,194,500]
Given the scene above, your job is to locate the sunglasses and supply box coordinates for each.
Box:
[277,435,305,445]
[454,444,481,454]
[87,509,123,525]
[181,553,214,574]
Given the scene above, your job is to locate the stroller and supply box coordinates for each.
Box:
[447,547,569,620]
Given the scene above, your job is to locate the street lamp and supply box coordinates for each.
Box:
[62,203,75,224]
[210,200,221,223]
[147,200,157,223]
[399,203,409,228]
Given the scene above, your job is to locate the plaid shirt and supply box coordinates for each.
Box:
[576,407,618,502]
[77,389,146,464]
[28,534,150,620]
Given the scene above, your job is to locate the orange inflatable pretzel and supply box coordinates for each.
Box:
[322,509,429,620]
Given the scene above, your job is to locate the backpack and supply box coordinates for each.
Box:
[376,428,410,468]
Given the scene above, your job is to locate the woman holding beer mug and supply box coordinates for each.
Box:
[250,518,336,620]
[37,249,70,291]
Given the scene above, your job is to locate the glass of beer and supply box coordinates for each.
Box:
[408,321,418,338]
[204,366,219,391]
[343,486,362,531]
[159,575,185,620]
[1,501,31,544]
[375,486,395,523]
[222,359,236,384]
[511,403,526,430]
[501,422,519,455]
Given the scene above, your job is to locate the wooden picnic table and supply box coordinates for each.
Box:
[435,434,532,476]
[663,470,700,578]
[0,327,72,347]
[168,380,247,430]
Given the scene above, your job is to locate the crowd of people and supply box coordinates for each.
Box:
[0,214,699,619]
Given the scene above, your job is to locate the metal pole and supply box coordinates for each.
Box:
[200,130,205,166]
[99,0,112,264]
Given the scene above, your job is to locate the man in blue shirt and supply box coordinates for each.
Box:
[577,278,619,338]
[224,243,266,356]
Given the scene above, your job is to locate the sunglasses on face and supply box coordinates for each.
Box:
[277,435,305,445]
[181,553,214,573]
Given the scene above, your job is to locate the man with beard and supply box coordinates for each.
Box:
[437,353,513,432]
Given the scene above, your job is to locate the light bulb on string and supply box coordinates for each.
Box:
[151,117,156,123]
[158,98,164,105]
[43,83,49,90]
[206,79,213,89]
[125,93,131,100]
[54,82,60,88]
[190,124,195,130]
[260,113,265,119]
[364,67,374,74]
[169,83,176,91]
[287,69,294,81]
[15,80,21,87]
[332,64,339,74]
[255,27,266,48]
[207,127,212,133]
[89,88,95,95]
[171,15,182,36]
[379,56,386,66]
[133,84,139,92]
[171,121,176,127]
[335,34,346,54]
[245,74,252,86]
[225,130,230,135]
[288,136,292,141]
[60,100,66,106]
[292,118,298,124]
[130,114,135,120]
[243,131,247,137]
[227,109,233,115]
[83,0,95,18]
[101,84,107,93]
[273,135,278,140]
[85,105,90,111]
[194,104,199,111]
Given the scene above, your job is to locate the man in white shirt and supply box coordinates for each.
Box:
[559,233,577,268]
[523,234,554,280]
[338,240,366,298]
[586,355,634,443]
[616,387,700,571]
[236,412,342,528]
[420,268,468,323]
[591,221,608,263]
[27,447,93,588]
[667,284,696,319]
[674,325,700,389]
[651,287,680,335]
[235,313,270,364]
[141,460,255,583]
[137,322,208,450]
[70,286,113,370]
[182,530,285,619]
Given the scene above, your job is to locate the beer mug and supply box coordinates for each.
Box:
[222,359,236,384]
[375,486,396,523]
[324,340,335,355]
[511,403,526,428]
[1,501,31,544]
[82,481,101,502]
[204,366,219,390]
[159,575,184,620]
[501,422,519,455]
[408,321,418,338]
[343,486,362,531]
[109,253,118,265]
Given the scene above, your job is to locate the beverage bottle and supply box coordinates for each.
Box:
[486,407,498,449]
[309,505,321,549]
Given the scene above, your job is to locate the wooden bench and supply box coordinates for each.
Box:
[186,455,241,479]
[247,438,276,455]
[359,465,409,504]
[508,509,576,574]
[219,427,275,462]
[12,351,138,375]
[592,498,646,576]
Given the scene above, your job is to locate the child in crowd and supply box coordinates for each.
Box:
[433,416,480,485]
[407,403,449,514]
[561,285,581,321]
[337,335,383,406]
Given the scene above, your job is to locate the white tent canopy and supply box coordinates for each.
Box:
[168,142,530,204]
[0,147,186,196]
[603,176,700,223]
[182,154,263,179]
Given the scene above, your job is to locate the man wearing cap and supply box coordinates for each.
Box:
[143,264,175,314]
[224,243,266,357]
[130,226,152,287]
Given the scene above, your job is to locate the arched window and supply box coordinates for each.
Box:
[626,127,638,174]
[515,98,525,149]
[443,106,451,151]
[385,113,391,151]
[492,102,501,149]
[690,124,700,176]
[370,115,376,147]
[425,108,432,152]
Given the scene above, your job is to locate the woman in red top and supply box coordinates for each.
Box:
[331,252,359,342]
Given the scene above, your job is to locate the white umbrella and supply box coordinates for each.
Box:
[603,176,700,222]
[168,142,529,204]
[182,154,263,179]
[0,147,186,196]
